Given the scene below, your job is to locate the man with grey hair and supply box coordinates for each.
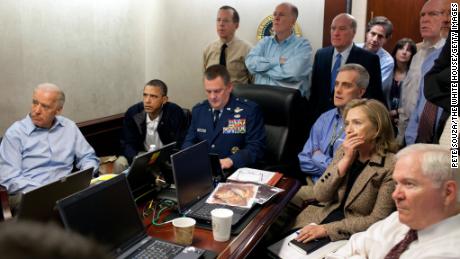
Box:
[327,144,460,258]
[398,0,449,145]
[294,64,369,204]
[245,2,313,97]
[309,13,385,122]
[0,83,98,203]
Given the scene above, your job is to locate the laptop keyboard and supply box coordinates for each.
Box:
[131,240,183,259]
[190,203,247,221]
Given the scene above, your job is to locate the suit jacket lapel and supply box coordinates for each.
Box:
[325,46,334,77]
[345,44,358,64]
[344,153,386,208]
[133,111,146,136]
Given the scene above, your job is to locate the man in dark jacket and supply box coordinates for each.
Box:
[113,79,188,173]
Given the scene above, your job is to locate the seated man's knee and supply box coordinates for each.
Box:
[113,156,129,174]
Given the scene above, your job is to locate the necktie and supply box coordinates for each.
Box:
[416,101,438,143]
[384,229,418,259]
[330,53,342,93]
[219,44,227,66]
[213,110,221,128]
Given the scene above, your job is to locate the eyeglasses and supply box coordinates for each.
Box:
[420,10,446,18]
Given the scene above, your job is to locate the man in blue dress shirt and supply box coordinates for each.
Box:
[293,64,369,205]
[183,65,265,170]
[0,83,98,205]
[245,2,312,98]
[357,16,394,107]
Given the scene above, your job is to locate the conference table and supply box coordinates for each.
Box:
[143,176,300,258]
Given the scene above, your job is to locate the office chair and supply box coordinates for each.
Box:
[0,186,12,221]
[182,108,192,130]
[233,84,309,178]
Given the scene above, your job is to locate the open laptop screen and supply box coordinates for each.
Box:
[171,140,214,214]
[57,175,146,255]
[17,167,93,222]
[127,142,176,194]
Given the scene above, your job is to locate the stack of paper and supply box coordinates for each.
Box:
[227,167,283,186]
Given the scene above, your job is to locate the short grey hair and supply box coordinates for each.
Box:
[333,13,357,32]
[338,63,370,89]
[279,2,298,19]
[34,83,65,109]
[396,144,458,193]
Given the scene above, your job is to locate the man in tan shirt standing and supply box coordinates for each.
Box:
[203,6,252,85]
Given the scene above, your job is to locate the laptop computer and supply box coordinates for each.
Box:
[127,142,176,200]
[171,141,253,227]
[16,167,94,222]
[57,174,208,259]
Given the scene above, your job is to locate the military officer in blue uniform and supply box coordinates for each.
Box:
[183,64,266,170]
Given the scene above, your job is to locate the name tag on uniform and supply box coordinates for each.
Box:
[197,128,206,133]
[223,119,246,134]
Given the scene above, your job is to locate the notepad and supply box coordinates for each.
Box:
[227,167,283,186]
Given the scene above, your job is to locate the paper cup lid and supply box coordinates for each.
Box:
[172,217,196,227]
[211,208,233,217]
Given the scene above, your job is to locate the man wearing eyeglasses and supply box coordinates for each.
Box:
[203,6,252,85]
[397,0,449,145]
[293,64,368,205]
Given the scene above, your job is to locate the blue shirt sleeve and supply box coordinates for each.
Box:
[246,36,312,82]
[298,112,336,182]
[0,127,37,193]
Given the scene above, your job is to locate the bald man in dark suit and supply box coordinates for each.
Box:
[309,13,385,121]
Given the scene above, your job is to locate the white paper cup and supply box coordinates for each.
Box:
[172,217,196,245]
[211,208,233,242]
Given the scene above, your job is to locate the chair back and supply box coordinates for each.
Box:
[233,84,309,165]
[0,186,12,221]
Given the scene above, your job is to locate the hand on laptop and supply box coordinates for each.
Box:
[220,158,234,169]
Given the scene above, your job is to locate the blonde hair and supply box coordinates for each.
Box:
[343,99,398,155]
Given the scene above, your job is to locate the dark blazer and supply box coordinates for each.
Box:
[182,94,266,169]
[424,31,451,111]
[294,146,396,241]
[424,32,452,143]
[309,44,385,120]
[120,102,188,164]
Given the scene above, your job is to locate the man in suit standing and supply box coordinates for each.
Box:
[309,13,385,121]
[183,65,266,170]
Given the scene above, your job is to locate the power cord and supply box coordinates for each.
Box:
[147,199,177,226]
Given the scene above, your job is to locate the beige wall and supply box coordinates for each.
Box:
[1,0,367,135]
[0,0,146,134]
